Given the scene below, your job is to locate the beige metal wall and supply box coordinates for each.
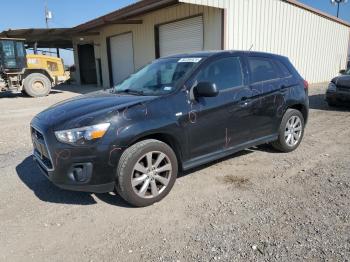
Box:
[76,4,222,88]
[180,0,350,83]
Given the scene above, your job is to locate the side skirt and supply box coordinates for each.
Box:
[182,134,278,171]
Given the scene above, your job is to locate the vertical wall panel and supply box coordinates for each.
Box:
[180,0,350,83]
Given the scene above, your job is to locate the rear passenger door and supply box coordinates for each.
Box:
[247,56,283,139]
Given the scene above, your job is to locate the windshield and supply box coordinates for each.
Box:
[346,68,350,75]
[0,40,26,69]
[114,57,203,96]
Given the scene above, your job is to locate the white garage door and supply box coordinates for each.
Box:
[110,32,134,85]
[159,16,204,57]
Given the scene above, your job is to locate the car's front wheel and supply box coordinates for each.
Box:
[116,139,178,207]
[272,109,305,152]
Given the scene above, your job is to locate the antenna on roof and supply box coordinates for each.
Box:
[249,44,254,52]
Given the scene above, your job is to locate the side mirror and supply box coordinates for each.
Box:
[339,69,346,75]
[194,82,219,98]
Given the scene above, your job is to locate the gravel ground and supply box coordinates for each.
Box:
[0,84,349,262]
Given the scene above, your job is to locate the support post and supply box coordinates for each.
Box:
[34,42,38,54]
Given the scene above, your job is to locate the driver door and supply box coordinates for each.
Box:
[186,55,251,159]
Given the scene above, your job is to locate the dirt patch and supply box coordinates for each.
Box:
[219,175,251,188]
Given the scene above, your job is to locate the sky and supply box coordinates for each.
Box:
[0,0,349,65]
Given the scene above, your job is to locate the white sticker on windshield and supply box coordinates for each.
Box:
[164,86,173,91]
[178,58,202,63]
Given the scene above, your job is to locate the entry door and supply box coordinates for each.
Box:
[158,16,203,57]
[78,44,97,84]
[109,32,134,86]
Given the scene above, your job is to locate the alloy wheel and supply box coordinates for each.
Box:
[284,115,302,147]
[131,151,172,199]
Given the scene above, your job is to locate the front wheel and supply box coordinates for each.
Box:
[272,109,305,152]
[23,73,52,97]
[116,139,178,207]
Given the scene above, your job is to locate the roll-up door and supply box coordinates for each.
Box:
[158,16,204,57]
[109,32,134,85]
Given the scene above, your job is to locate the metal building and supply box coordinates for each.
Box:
[72,0,350,86]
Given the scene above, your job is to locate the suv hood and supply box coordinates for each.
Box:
[33,90,156,129]
[332,75,350,88]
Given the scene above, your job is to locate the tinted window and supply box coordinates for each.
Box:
[248,57,279,83]
[196,57,243,90]
[275,60,292,78]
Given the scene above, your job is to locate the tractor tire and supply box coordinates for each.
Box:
[23,73,51,97]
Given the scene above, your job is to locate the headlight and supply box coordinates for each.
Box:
[327,82,337,92]
[55,123,110,145]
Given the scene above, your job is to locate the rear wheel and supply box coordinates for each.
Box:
[23,73,51,97]
[272,109,305,152]
[116,139,178,207]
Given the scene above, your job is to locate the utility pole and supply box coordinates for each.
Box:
[331,0,348,18]
[44,0,53,54]
[44,0,52,29]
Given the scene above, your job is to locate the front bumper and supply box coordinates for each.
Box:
[30,123,121,194]
[33,156,115,193]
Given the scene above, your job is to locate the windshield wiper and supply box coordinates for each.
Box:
[116,89,145,96]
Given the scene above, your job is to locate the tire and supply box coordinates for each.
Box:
[23,73,51,97]
[272,109,305,153]
[116,139,178,207]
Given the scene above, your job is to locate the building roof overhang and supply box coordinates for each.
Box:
[0,28,74,48]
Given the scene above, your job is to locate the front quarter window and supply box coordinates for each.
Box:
[114,57,202,96]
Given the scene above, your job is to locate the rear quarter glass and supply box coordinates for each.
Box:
[281,57,303,80]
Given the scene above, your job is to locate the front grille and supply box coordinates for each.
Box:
[34,148,53,169]
[31,127,44,141]
[31,126,54,171]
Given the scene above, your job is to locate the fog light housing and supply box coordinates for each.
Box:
[68,163,93,183]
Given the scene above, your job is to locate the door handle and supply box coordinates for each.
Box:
[280,85,289,93]
[238,97,251,108]
[229,97,251,113]
[240,101,249,108]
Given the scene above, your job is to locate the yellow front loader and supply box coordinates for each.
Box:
[0,38,69,97]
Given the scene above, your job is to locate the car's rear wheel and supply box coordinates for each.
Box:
[116,139,178,207]
[272,109,305,152]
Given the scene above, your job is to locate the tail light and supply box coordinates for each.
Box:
[303,80,309,90]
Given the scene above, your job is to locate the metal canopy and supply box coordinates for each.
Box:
[0,28,74,48]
